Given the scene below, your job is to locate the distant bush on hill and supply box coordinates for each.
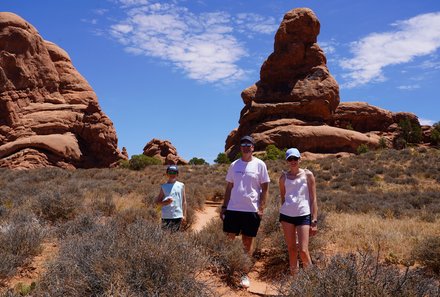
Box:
[189,157,208,165]
[129,154,161,170]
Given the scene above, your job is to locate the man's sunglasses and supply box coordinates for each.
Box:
[240,143,253,147]
[167,171,178,175]
[287,156,300,162]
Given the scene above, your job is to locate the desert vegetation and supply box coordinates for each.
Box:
[0,147,439,296]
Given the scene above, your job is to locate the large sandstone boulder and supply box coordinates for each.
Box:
[225,8,422,159]
[143,139,187,165]
[0,12,125,169]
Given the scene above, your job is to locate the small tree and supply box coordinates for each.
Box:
[398,118,422,144]
[214,153,230,164]
[189,157,208,165]
[431,121,440,145]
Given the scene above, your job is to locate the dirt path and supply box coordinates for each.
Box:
[192,201,278,296]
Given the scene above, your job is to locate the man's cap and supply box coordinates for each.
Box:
[285,148,301,160]
[240,135,254,144]
[166,165,179,172]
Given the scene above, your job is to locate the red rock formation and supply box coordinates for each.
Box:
[225,8,422,159]
[143,138,187,165]
[0,12,125,169]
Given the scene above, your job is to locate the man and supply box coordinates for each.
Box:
[220,135,270,288]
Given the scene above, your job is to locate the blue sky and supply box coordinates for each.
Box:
[2,0,440,163]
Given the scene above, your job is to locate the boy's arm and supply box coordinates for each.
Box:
[154,187,166,205]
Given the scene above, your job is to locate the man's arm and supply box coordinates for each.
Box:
[220,182,233,219]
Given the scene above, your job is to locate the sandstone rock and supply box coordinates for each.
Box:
[0,12,125,169]
[143,138,187,165]
[240,8,339,121]
[225,8,423,159]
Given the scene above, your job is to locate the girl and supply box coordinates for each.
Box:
[279,148,318,275]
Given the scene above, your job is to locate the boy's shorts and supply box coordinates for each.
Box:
[223,210,261,237]
[162,218,182,232]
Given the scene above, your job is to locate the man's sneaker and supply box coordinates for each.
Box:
[239,275,250,288]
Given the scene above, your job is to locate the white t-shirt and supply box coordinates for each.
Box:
[225,157,270,212]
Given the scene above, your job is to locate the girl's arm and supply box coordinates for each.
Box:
[306,170,318,223]
[182,185,187,220]
[278,174,286,205]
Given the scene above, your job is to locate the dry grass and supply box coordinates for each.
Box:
[322,212,440,263]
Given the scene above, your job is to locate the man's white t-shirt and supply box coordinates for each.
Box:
[225,157,270,212]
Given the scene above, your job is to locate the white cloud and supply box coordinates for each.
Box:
[397,84,420,90]
[419,118,436,126]
[340,12,440,88]
[107,1,274,84]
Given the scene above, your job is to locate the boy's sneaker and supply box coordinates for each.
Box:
[239,275,250,288]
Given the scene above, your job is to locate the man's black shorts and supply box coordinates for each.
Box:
[223,210,261,237]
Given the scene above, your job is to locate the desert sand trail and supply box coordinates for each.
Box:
[192,201,278,296]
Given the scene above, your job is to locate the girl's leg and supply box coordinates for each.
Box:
[296,225,312,268]
[281,221,298,275]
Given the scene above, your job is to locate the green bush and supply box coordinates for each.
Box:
[379,137,387,149]
[189,157,208,165]
[214,153,230,164]
[129,154,161,170]
[412,236,440,274]
[265,144,284,160]
[356,144,369,155]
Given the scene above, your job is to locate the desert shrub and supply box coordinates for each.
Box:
[0,214,44,280]
[189,157,208,165]
[279,249,440,296]
[33,189,81,224]
[128,154,161,170]
[265,144,284,160]
[214,153,230,164]
[194,219,252,285]
[412,236,440,274]
[117,159,130,169]
[356,144,369,155]
[37,219,212,297]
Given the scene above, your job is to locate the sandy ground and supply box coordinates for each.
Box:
[192,202,278,296]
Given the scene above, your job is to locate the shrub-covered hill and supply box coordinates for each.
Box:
[0,147,439,296]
